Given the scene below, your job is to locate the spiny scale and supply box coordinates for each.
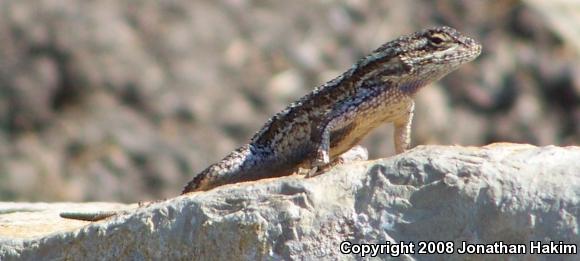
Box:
[182,26,481,193]
[60,26,481,221]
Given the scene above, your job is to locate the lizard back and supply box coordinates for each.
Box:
[182,26,481,193]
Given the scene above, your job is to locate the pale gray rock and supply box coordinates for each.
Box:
[0,144,579,260]
[1,0,578,204]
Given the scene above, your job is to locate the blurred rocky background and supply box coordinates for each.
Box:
[0,0,577,202]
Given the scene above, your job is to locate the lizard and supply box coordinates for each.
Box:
[60,26,481,221]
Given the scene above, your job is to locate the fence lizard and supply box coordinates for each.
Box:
[60,26,481,221]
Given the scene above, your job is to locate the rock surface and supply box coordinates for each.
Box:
[1,0,578,203]
[0,144,579,260]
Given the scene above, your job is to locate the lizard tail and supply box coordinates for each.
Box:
[60,211,118,221]
[181,144,255,194]
[181,166,213,194]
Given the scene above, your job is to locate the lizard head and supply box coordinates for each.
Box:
[402,26,481,72]
[368,26,482,94]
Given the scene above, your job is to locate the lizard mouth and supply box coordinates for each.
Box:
[434,44,459,59]
[434,40,481,65]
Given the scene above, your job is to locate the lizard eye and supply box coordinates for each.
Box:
[428,33,448,47]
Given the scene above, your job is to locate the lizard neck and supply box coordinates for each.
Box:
[399,79,427,95]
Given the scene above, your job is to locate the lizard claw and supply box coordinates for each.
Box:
[305,167,319,178]
[307,149,331,178]
[314,149,330,167]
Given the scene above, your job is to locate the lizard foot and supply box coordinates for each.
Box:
[313,148,330,168]
[306,145,368,178]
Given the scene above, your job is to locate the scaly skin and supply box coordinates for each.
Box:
[182,26,481,193]
[61,26,481,221]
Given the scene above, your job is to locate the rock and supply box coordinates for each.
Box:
[0,144,579,260]
[1,1,578,203]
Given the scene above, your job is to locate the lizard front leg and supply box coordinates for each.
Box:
[393,101,414,154]
[311,87,382,169]
[393,100,415,154]
[312,107,358,168]
[311,88,415,171]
